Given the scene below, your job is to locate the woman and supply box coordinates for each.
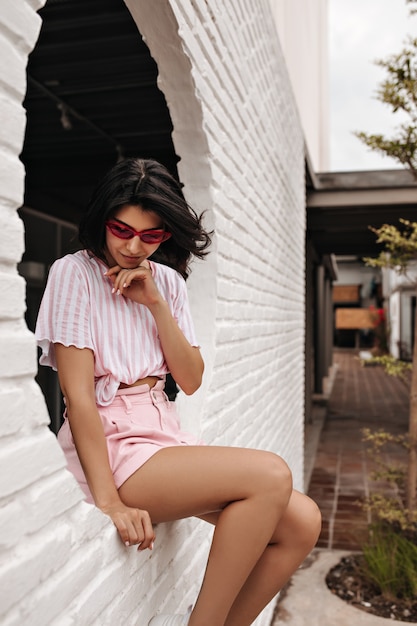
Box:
[35,158,321,626]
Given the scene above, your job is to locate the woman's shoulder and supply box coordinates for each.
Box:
[149,261,188,307]
[149,260,184,285]
[49,250,100,276]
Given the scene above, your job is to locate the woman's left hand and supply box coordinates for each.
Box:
[105,264,162,307]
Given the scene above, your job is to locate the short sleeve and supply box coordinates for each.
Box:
[171,274,199,347]
[35,256,94,370]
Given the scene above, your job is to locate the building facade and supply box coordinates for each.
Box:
[0,1,325,624]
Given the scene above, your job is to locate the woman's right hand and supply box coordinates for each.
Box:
[100,501,156,551]
[54,345,156,552]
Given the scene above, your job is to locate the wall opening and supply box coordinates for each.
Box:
[20,0,181,431]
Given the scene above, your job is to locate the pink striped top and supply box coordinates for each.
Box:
[35,250,198,406]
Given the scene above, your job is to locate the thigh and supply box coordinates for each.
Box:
[118,445,290,523]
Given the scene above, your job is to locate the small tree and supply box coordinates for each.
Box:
[356,1,417,514]
[355,1,417,176]
[408,0,417,14]
[365,221,417,514]
[355,37,417,176]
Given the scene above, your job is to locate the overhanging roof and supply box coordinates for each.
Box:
[307,168,417,258]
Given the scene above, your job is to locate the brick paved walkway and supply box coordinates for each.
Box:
[307,349,410,550]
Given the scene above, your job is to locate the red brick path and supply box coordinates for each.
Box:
[307,349,410,550]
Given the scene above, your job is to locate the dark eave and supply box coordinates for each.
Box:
[307,168,417,258]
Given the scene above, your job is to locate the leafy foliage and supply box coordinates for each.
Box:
[355,34,417,174]
[361,354,412,380]
[362,523,417,600]
[363,219,417,273]
[361,428,417,531]
[408,0,417,14]
[354,2,417,584]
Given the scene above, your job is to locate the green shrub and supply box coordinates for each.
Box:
[362,524,417,600]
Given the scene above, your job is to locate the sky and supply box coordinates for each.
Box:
[329,0,417,171]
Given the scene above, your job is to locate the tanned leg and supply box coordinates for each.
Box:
[118,446,293,626]
[200,490,322,625]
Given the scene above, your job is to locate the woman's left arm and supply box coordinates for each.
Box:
[148,298,204,395]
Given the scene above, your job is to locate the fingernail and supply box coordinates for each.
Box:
[123,283,127,288]
[125,541,130,547]
[111,287,115,294]
[117,289,121,295]
[150,541,154,550]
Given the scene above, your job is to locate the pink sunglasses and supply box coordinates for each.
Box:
[106,220,171,244]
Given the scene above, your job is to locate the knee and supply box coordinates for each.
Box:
[300,496,322,549]
[260,452,293,505]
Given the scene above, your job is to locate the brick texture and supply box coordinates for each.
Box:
[0,1,306,625]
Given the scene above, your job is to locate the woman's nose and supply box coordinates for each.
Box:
[126,236,142,253]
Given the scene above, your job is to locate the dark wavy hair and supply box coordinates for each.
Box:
[79,158,212,278]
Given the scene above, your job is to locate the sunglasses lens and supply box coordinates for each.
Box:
[140,232,166,244]
[107,223,133,239]
[106,222,170,244]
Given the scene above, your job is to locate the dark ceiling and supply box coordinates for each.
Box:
[21,0,177,225]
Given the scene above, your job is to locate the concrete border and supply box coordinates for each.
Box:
[272,549,408,626]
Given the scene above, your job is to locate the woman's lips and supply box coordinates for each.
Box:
[121,254,141,263]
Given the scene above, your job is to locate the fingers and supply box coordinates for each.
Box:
[104,265,121,277]
[106,505,156,552]
[117,270,147,293]
[105,266,150,296]
[137,510,156,551]
[121,508,155,551]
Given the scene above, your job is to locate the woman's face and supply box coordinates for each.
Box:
[104,204,164,268]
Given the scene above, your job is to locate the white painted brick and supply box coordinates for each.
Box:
[0,95,27,154]
[62,563,138,626]
[24,0,47,12]
[0,384,27,435]
[6,541,108,626]
[66,500,111,546]
[0,428,66,497]
[0,523,72,615]
[0,326,37,378]
[0,191,25,252]
[23,379,51,428]
[0,32,28,99]
[0,499,26,549]
[23,471,85,535]
[0,272,26,319]
[1,2,43,54]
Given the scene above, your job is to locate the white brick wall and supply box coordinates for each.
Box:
[0,1,306,624]
[166,0,306,481]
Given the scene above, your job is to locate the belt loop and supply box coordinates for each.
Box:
[120,394,132,414]
[151,388,168,406]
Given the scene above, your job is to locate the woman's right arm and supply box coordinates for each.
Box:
[54,343,155,550]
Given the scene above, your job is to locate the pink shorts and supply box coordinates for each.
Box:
[57,381,203,504]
